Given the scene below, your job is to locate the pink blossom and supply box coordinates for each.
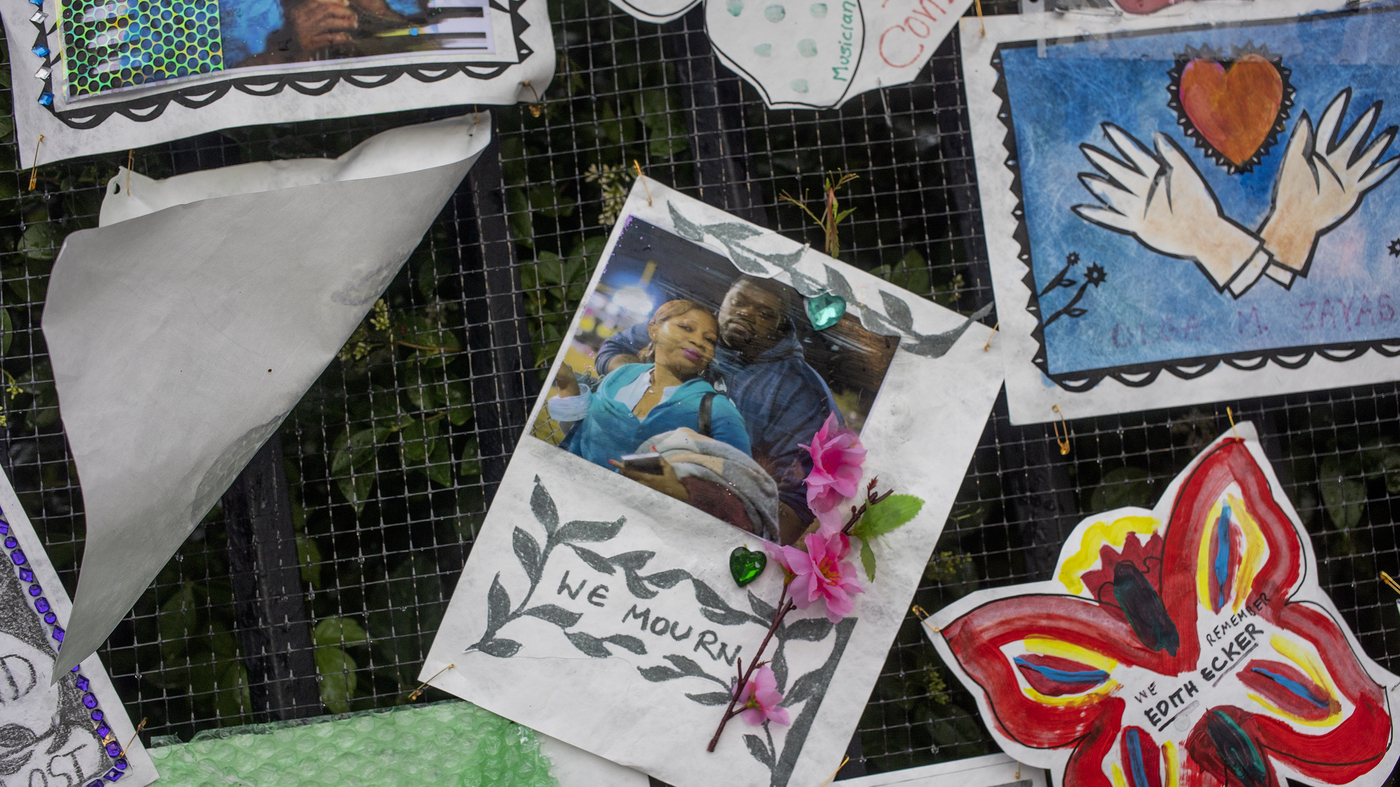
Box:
[734,665,790,726]
[801,413,865,531]
[782,530,864,623]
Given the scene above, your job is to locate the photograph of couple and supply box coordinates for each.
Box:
[534,217,897,546]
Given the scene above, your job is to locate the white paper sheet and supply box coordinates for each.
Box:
[608,0,971,109]
[927,422,1400,787]
[423,178,1004,787]
[43,112,491,676]
[537,733,651,787]
[963,0,1400,424]
[1,0,548,166]
[0,468,156,787]
[838,753,1047,787]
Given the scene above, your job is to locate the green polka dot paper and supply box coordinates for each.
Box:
[59,0,223,97]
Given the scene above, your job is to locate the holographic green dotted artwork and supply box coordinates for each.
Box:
[59,0,223,98]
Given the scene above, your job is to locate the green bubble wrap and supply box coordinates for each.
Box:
[149,701,559,786]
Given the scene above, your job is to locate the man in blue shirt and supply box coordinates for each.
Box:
[595,275,842,545]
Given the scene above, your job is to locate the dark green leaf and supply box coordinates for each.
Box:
[860,537,876,582]
[313,617,369,649]
[524,604,582,628]
[458,436,482,477]
[853,494,925,541]
[514,527,543,583]
[427,440,453,487]
[531,477,559,534]
[1090,466,1154,512]
[569,544,616,575]
[685,692,731,706]
[337,474,375,515]
[315,646,357,714]
[1319,455,1365,531]
[477,638,522,658]
[1,308,10,354]
[556,516,626,543]
[158,584,198,663]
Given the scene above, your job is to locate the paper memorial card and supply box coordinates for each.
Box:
[0,0,549,165]
[45,113,490,675]
[424,179,1003,787]
[929,422,1400,787]
[608,0,972,110]
[964,1,1400,424]
[0,469,156,787]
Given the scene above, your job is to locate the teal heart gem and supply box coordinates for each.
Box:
[729,546,767,587]
[806,293,846,331]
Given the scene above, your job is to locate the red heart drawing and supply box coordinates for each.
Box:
[1177,54,1284,168]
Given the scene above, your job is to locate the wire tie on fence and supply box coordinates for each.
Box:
[983,322,998,352]
[1227,406,1240,440]
[1381,571,1400,596]
[633,160,652,206]
[522,80,543,117]
[27,134,43,191]
[118,718,146,761]
[817,755,850,786]
[408,663,455,701]
[1052,404,1071,456]
[975,0,985,36]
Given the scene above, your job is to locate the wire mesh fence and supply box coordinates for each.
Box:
[2,0,1400,779]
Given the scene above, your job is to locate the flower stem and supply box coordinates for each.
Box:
[707,585,796,752]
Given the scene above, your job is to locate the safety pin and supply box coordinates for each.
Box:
[1052,404,1071,456]
[818,755,851,786]
[983,322,998,352]
[1381,571,1400,596]
[126,150,134,196]
[118,718,146,760]
[911,604,940,633]
[1226,406,1240,440]
[521,80,543,117]
[28,134,43,191]
[408,663,455,701]
[634,160,652,206]
[975,0,985,35]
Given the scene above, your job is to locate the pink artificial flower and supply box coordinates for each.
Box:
[783,530,864,623]
[735,665,790,726]
[801,413,865,533]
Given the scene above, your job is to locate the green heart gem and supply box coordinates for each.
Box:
[806,293,846,331]
[729,546,767,587]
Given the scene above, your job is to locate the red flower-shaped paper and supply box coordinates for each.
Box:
[930,426,1398,787]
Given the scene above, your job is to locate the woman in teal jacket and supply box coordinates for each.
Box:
[549,299,750,468]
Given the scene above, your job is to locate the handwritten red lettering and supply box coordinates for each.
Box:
[878,26,923,68]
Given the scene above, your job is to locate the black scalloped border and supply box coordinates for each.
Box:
[38,0,532,130]
[1166,43,1294,175]
[992,4,1400,392]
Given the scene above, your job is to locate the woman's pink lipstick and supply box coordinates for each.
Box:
[683,348,702,363]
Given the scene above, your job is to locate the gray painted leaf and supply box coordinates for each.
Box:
[668,203,705,241]
[624,570,658,599]
[691,579,730,610]
[825,266,854,301]
[685,692,731,706]
[486,574,511,634]
[569,544,617,575]
[476,638,521,658]
[783,618,834,642]
[725,246,771,276]
[642,569,690,589]
[700,607,752,627]
[609,551,655,570]
[759,247,804,271]
[784,667,826,705]
[901,302,994,359]
[639,666,685,682]
[662,654,709,677]
[880,291,915,332]
[707,222,763,242]
[531,477,559,535]
[512,528,542,584]
[747,591,776,621]
[523,604,582,628]
[603,634,647,655]
[744,735,774,768]
[772,642,788,693]
[565,631,611,658]
[556,517,626,543]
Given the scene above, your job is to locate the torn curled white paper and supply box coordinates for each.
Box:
[1,0,548,166]
[423,178,1003,787]
[44,113,491,676]
[837,753,1046,787]
[609,0,971,109]
[0,469,156,787]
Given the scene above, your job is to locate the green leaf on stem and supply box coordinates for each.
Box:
[860,537,876,581]
[852,494,924,541]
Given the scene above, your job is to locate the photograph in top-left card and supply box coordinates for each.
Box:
[0,469,155,787]
[0,0,551,165]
